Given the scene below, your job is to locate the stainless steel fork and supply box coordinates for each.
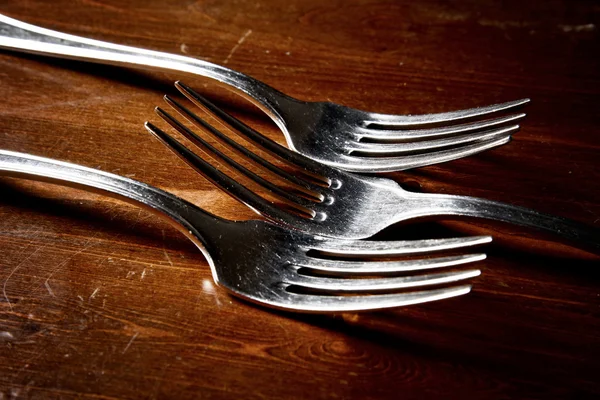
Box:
[0,149,488,312]
[0,14,528,173]
[146,83,599,253]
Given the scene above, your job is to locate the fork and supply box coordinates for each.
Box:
[145,82,599,253]
[0,149,488,312]
[0,14,528,173]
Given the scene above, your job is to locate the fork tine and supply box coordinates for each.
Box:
[286,285,473,312]
[356,113,526,141]
[174,81,331,179]
[347,125,519,155]
[289,269,481,292]
[294,253,486,274]
[312,236,492,256]
[153,106,319,216]
[332,136,511,173]
[364,99,531,127]
[163,95,325,197]
[144,121,307,226]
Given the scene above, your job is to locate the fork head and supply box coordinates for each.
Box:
[189,80,528,173]
[281,100,526,172]
[199,216,488,312]
[145,97,414,239]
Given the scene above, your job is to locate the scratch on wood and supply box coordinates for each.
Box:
[44,281,56,298]
[162,249,174,267]
[3,246,45,311]
[44,236,99,287]
[122,332,139,354]
[141,268,147,280]
[89,287,100,301]
[223,29,252,64]
[160,230,174,267]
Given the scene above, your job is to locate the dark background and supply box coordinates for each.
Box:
[0,1,599,398]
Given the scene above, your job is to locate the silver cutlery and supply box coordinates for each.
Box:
[0,149,488,312]
[0,14,528,173]
[145,82,599,252]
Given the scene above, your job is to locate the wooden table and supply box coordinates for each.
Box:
[0,1,598,398]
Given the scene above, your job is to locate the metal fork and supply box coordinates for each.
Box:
[145,83,599,253]
[0,149,488,312]
[0,14,528,173]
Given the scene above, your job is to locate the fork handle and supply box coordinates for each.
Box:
[0,149,224,253]
[400,193,600,253]
[0,14,292,121]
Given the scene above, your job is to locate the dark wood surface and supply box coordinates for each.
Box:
[1,1,599,398]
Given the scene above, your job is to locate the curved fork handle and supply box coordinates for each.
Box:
[0,14,290,120]
[401,192,600,253]
[0,149,221,254]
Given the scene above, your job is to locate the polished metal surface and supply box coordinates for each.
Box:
[148,83,600,252]
[0,149,490,312]
[0,14,529,173]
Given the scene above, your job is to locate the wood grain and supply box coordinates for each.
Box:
[0,1,599,398]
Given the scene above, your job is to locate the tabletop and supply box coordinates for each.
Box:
[0,1,599,399]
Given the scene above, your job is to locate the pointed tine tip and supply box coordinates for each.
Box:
[471,253,487,262]
[163,95,178,108]
[469,269,482,278]
[154,106,165,116]
[163,95,181,109]
[145,118,183,148]
[504,113,526,122]
[144,121,171,143]
[175,81,195,97]
[176,81,215,108]
[154,107,171,122]
[154,107,182,127]
[144,121,165,138]
[492,124,520,136]
[145,121,161,132]
[444,235,492,249]
[174,81,192,95]
[505,98,530,108]
[447,235,492,248]
[475,235,493,244]
[456,284,473,295]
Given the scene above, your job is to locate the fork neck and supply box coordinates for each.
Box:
[0,14,296,130]
[394,190,600,254]
[0,150,229,257]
